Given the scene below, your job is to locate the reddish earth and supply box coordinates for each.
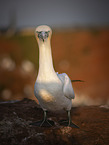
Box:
[0,98,109,145]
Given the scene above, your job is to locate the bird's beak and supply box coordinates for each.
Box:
[37,31,49,42]
[41,32,45,42]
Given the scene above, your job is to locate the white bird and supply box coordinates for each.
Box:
[31,25,79,128]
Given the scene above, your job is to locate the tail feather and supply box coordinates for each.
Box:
[71,80,85,82]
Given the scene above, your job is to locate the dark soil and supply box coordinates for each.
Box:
[0,98,109,145]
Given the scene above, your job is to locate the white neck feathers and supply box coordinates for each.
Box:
[37,40,58,82]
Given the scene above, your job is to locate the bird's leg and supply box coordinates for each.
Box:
[30,111,54,127]
[40,111,54,127]
[59,111,79,128]
[68,110,71,126]
[67,111,79,128]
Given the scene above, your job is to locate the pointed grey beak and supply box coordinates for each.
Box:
[37,31,49,42]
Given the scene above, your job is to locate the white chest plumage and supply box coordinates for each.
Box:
[34,80,72,111]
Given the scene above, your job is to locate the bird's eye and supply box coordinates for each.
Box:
[45,32,49,37]
[38,32,42,38]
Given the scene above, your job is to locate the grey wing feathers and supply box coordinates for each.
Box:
[56,73,75,99]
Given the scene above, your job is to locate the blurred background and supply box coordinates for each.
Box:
[0,0,109,106]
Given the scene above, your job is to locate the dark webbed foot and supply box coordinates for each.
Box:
[59,119,79,128]
[30,119,54,127]
[59,111,79,128]
[30,111,54,127]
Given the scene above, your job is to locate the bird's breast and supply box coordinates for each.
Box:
[34,81,72,111]
[38,89,56,103]
[34,81,63,102]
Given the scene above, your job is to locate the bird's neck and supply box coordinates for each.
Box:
[37,40,56,81]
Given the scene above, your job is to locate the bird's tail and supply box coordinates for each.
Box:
[71,80,85,82]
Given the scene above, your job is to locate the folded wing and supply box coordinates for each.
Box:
[57,73,75,100]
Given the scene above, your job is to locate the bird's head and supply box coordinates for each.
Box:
[35,25,52,43]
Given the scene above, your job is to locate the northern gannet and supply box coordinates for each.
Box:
[31,25,79,128]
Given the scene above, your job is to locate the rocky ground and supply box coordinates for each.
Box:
[0,98,109,145]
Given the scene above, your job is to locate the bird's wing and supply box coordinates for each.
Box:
[56,72,75,100]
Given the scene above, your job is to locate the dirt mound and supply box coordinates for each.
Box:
[0,98,109,145]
